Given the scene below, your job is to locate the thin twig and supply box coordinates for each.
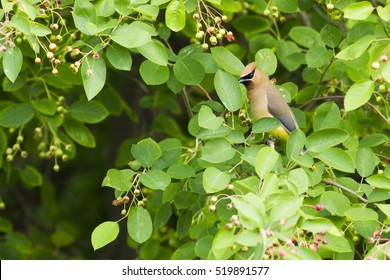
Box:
[322,178,368,204]
[367,102,390,126]
[197,85,212,100]
[181,87,193,118]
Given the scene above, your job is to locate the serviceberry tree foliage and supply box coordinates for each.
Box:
[0,0,389,260]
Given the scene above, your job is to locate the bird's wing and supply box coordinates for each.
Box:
[266,87,298,133]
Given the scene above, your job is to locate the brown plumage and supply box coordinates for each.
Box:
[239,62,298,141]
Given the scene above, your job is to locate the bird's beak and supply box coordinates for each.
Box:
[238,77,251,86]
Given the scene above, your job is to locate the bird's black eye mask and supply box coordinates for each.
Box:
[239,69,255,86]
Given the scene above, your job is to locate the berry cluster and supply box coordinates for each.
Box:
[111,174,147,217]
[192,1,234,50]
[4,133,28,163]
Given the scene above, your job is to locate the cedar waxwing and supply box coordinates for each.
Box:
[239,62,298,141]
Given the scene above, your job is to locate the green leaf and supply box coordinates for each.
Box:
[320,191,351,216]
[0,103,34,128]
[255,48,277,75]
[335,35,375,60]
[173,59,205,85]
[344,80,374,111]
[201,138,236,163]
[270,196,303,223]
[195,235,213,259]
[63,118,96,148]
[313,102,341,131]
[344,1,374,20]
[154,203,172,230]
[289,26,323,48]
[127,207,153,243]
[96,0,116,17]
[174,190,198,209]
[255,146,280,179]
[101,168,134,191]
[203,167,230,193]
[286,129,306,160]
[10,13,30,34]
[355,148,375,178]
[210,47,244,76]
[214,70,242,112]
[230,193,265,229]
[69,100,109,124]
[315,148,355,173]
[165,0,186,32]
[377,204,390,218]
[137,40,168,66]
[91,221,119,250]
[232,15,269,34]
[377,4,390,21]
[171,242,196,260]
[133,4,159,17]
[306,46,333,68]
[301,218,340,236]
[167,164,196,179]
[359,133,389,148]
[344,208,378,221]
[276,40,304,71]
[321,233,351,253]
[320,24,342,48]
[177,210,192,239]
[30,22,51,37]
[106,44,132,71]
[198,105,223,129]
[19,165,43,187]
[73,0,97,35]
[140,170,171,190]
[235,229,262,246]
[31,99,57,116]
[288,168,310,194]
[272,0,298,13]
[131,138,161,167]
[252,117,281,134]
[3,46,23,83]
[366,175,390,190]
[383,62,390,84]
[139,60,170,85]
[81,55,107,100]
[306,128,349,153]
[111,23,152,48]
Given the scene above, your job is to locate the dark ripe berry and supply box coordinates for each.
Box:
[322,239,328,245]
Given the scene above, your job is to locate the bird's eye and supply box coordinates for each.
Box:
[242,69,255,80]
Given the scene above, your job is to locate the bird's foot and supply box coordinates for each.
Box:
[266,137,279,150]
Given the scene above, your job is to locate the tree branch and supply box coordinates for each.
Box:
[367,102,390,126]
[322,178,368,204]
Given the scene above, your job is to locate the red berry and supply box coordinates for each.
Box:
[227,34,235,42]
[279,250,286,258]
[122,195,130,204]
[93,53,100,59]
[112,199,120,206]
[387,157,390,164]
[322,239,328,245]
[373,229,381,238]
[315,204,323,211]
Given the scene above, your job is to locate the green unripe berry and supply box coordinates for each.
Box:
[53,164,60,172]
